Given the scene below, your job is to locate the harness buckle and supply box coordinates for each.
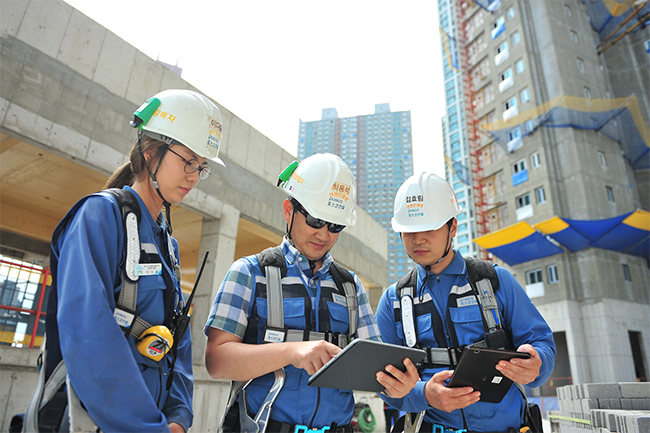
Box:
[447,346,465,367]
[294,425,331,433]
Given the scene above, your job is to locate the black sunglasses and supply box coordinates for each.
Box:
[294,203,346,233]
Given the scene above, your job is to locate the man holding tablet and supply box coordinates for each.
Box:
[375,172,555,432]
[205,154,419,433]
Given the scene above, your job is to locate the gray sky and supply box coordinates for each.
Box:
[64,0,446,176]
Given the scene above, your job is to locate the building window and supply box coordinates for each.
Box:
[520,88,530,103]
[497,41,508,54]
[525,119,536,133]
[507,6,516,20]
[504,96,517,110]
[622,264,632,281]
[531,152,541,168]
[513,159,527,173]
[535,186,547,204]
[606,186,614,202]
[577,58,585,73]
[526,269,543,284]
[547,265,559,284]
[565,5,572,17]
[571,30,578,43]
[584,87,592,99]
[516,59,526,74]
[492,16,506,39]
[500,68,513,82]
[508,127,522,141]
[516,193,531,208]
[598,151,606,167]
[511,32,521,46]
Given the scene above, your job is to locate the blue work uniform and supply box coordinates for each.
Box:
[47,186,193,433]
[375,250,555,432]
[205,239,381,429]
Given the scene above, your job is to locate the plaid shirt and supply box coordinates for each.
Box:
[204,238,380,342]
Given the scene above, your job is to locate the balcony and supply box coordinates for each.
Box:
[512,169,528,186]
[525,282,545,298]
[507,136,523,152]
[499,75,514,93]
[502,104,519,121]
[516,204,533,221]
[492,22,506,39]
[495,49,510,66]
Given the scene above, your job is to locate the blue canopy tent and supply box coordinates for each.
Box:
[473,222,564,266]
[474,210,650,266]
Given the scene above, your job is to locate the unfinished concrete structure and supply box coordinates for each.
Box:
[0,1,389,430]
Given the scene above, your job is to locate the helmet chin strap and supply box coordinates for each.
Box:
[138,133,173,234]
[434,226,453,265]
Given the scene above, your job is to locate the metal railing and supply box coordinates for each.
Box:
[0,256,50,348]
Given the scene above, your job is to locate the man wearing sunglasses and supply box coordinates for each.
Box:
[204,153,419,433]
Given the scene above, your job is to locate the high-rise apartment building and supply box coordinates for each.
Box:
[298,104,414,284]
[438,0,649,393]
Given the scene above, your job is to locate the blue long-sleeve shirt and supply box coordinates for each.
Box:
[375,250,555,431]
[49,186,193,432]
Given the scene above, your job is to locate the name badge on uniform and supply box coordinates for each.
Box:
[264,329,286,343]
[114,308,134,328]
[332,293,346,307]
[134,263,162,276]
[457,296,478,307]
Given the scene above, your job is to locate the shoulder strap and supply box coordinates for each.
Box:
[256,246,286,330]
[396,268,419,348]
[396,268,418,298]
[464,256,499,292]
[257,246,287,278]
[464,256,512,349]
[329,262,358,337]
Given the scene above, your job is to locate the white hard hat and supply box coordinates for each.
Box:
[131,89,225,166]
[278,153,358,226]
[391,172,462,233]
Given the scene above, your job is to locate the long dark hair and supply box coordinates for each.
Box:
[104,135,167,189]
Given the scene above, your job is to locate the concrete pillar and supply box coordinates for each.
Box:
[190,203,240,367]
[189,203,240,432]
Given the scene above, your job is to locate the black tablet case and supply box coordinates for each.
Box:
[447,347,531,403]
[307,339,426,393]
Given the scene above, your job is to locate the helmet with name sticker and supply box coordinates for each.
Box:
[131,89,225,166]
[278,153,358,226]
[392,172,462,233]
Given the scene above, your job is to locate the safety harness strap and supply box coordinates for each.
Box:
[395,258,503,367]
[265,264,284,330]
[329,262,358,338]
[257,246,357,349]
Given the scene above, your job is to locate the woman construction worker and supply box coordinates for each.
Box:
[204,153,419,433]
[24,89,224,433]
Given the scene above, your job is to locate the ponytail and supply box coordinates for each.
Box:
[104,136,167,189]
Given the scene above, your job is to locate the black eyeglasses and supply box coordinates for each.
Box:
[294,203,346,233]
[167,147,212,181]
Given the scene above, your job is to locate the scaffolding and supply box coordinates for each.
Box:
[456,0,490,260]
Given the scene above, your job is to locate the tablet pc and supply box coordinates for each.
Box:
[447,347,531,403]
[307,339,426,393]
